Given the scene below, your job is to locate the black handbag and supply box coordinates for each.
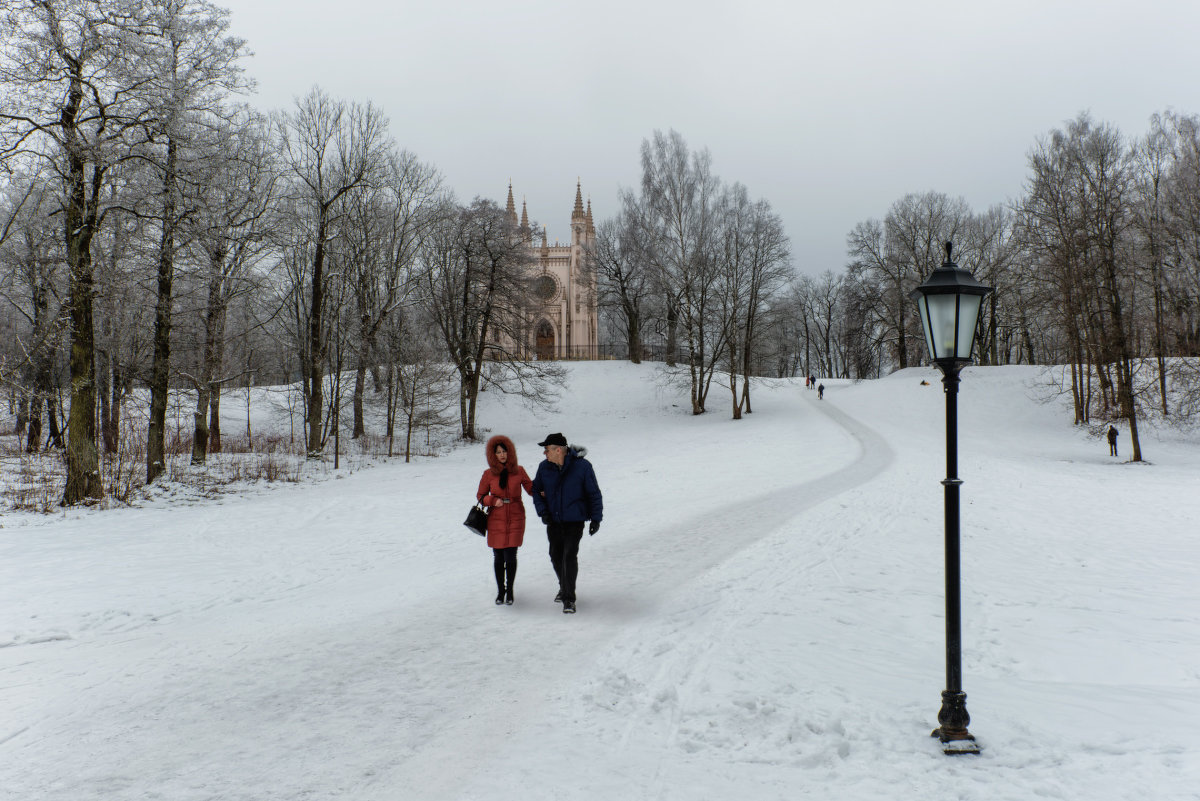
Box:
[464,503,489,536]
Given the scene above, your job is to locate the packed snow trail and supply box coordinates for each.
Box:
[1,376,890,801]
[376,391,894,799]
[8,365,1198,800]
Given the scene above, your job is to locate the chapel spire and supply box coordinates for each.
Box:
[505,181,517,225]
[571,179,585,222]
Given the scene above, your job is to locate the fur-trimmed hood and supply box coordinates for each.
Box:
[550,444,588,471]
[485,434,519,472]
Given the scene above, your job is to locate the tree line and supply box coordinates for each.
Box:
[1,0,563,505]
[784,111,1200,461]
[592,130,794,419]
[5,3,1196,502]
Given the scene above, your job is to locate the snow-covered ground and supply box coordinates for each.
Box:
[2,362,1198,801]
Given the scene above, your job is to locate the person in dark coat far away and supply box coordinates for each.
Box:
[477,435,534,605]
[531,433,603,615]
[817,383,825,400]
[1107,424,1119,457]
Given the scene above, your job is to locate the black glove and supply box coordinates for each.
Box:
[541,515,549,526]
[589,521,600,535]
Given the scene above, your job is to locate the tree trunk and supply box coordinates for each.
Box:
[689,332,702,416]
[192,385,211,465]
[147,140,178,484]
[352,354,367,439]
[46,392,64,450]
[25,393,41,453]
[1103,256,1142,461]
[405,406,415,463]
[97,348,113,453]
[209,305,227,453]
[16,390,29,441]
[895,276,909,369]
[191,274,222,465]
[384,364,396,457]
[741,327,754,414]
[307,214,329,458]
[104,364,122,454]
[665,301,678,367]
[1152,263,1169,415]
[464,368,481,440]
[627,310,642,364]
[62,163,103,503]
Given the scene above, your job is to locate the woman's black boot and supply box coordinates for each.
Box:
[494,561,506,605]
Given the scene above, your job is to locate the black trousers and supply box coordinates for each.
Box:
[546,521,585,602]
[493,547,517,591]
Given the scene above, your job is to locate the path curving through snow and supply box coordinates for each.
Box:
[1,373,891,801]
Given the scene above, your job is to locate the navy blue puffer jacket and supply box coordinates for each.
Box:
[532,446,603,524]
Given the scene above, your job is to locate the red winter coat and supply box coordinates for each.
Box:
[476,435,534,549]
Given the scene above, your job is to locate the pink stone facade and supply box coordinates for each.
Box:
[505,181,599,360]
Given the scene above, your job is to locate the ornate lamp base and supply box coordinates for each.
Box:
[931,691,980,755]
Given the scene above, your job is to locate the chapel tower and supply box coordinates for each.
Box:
[506,180,598,360]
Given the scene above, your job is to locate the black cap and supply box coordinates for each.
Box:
[538,433,567,448]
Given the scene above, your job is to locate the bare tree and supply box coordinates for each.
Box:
[796,270,846,379]
[593,200,653,363]
[185,107,277,464]
[419,197,562,440]
[734,195,791,413]
[275,87,389,457]
[135,0,249,482]
[848,192,971,372]
[1,0,160,503]
[377,310,455,461]
[1132,113,1175,413]
[1022,113,1143,459]
[0,173,66,451]
[93,175,149,456]
[636,129,724,414]
[343,149,443,439]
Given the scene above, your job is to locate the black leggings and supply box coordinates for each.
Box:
[493,547,517,571]
[493,547,517,590]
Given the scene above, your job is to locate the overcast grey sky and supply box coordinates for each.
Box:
[219,0,1200,276]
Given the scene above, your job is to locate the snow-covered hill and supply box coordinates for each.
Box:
[2,363,1198,800]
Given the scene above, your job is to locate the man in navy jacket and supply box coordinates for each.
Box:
[531,432,603,614]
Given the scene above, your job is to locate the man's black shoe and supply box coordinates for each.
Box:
[562,600,576,614]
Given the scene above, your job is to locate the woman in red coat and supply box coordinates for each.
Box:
[476,435,534,605]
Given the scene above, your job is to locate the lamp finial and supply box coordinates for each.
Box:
[944,241,953,264]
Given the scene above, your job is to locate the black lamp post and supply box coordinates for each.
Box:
[910,242,993,755]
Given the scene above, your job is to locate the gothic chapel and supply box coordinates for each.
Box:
[505,180,599,360]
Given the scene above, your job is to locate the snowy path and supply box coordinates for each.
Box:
[385,393,895,799]
[5,364,1199,801]
[1,380,889,801]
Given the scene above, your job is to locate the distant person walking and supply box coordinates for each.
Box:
[809,374,816,390]
[476,435,534,605]
[1107,424,1119,457]
[817,383,825,400]
[532,433,603,615]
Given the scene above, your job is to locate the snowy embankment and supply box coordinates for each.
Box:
[1,363,1198,801]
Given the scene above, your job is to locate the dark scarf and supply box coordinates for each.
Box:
[498,468,509,492]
